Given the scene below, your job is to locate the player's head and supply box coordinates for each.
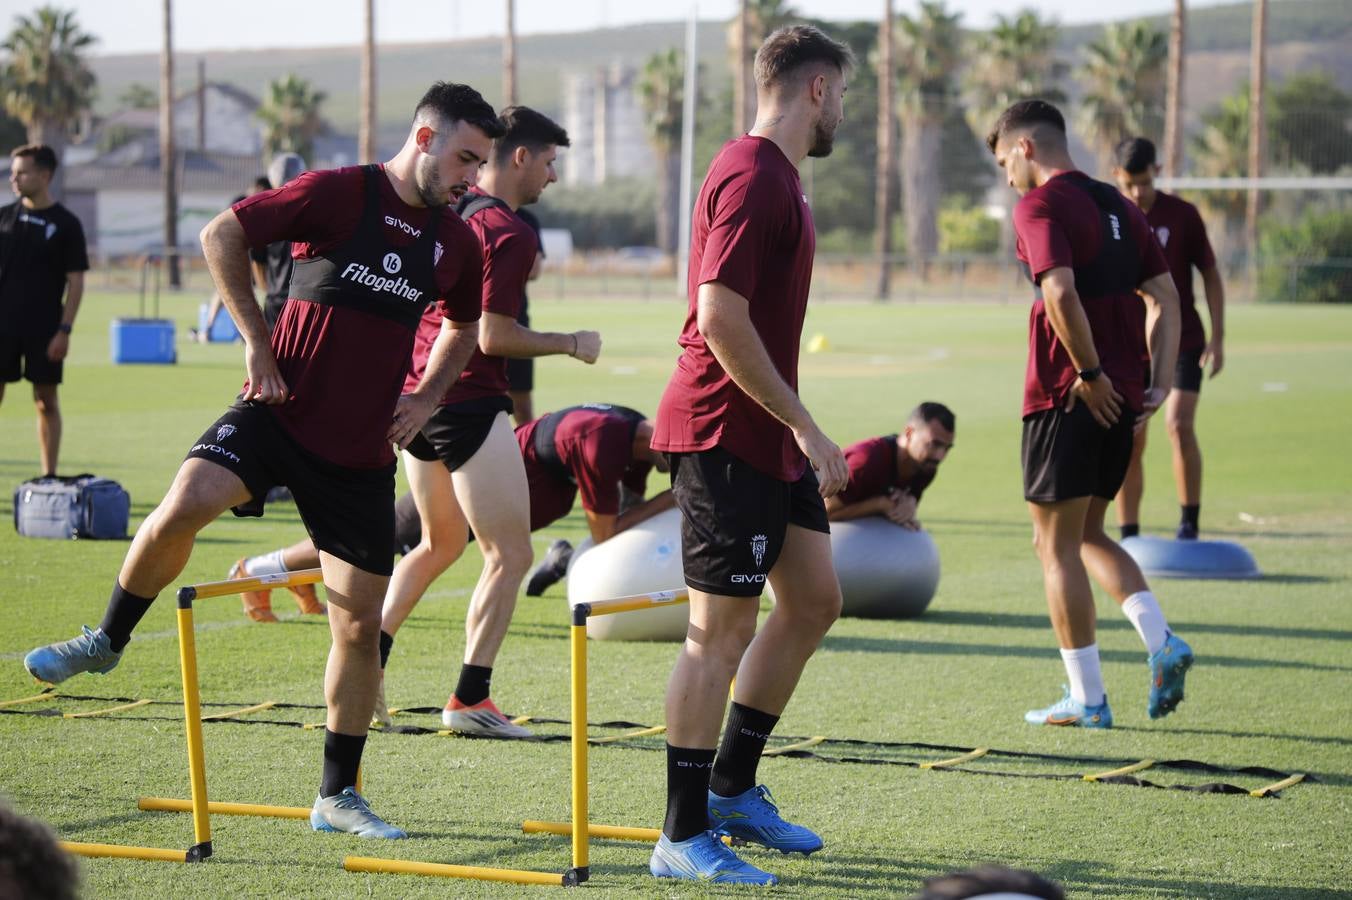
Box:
[0,803,80,900]
[754,25,855,158]
[410,82,504,208]
[1113,136,1160,210]
[9,144,57,200]
[252,175,272,194]
[912,864,1064,900]
[901,402,955,474]
[491,106,570,206]
[267,152,307,191]
[986,99,1068,195]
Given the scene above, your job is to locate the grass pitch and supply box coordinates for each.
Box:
[1,291,1349,898]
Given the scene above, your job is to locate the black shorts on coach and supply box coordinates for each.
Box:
[404,395,514,472]
[1174,347,1204,393]
[0,330,63,385]
[1022,400,1136,503]
[186,400,396,575]
[668,445,829,598]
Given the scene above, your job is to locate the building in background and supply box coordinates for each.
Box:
[561,63,653,186]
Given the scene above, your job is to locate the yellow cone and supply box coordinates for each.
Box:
[807,333,830,353]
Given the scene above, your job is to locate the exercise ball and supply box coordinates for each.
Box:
[1123,536,1261,580]
[829,520,941,618]
[567,508,690,641]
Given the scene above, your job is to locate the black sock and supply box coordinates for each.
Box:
[98,584,156,652]
[709,703,780,798]
[1181,505,1200,529]
[378,631,394,670]
[663,744,716,842]
[320,729,367,798]
[453,664,493,707]
[1120,523,1140,540]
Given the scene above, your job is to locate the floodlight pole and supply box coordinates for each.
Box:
[676,2,698,296]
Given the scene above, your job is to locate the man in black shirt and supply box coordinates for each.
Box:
[0,144,90,476]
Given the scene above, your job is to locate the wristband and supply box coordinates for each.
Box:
[1078,365,1102,382]
[571,334,578,357]
[57,323,72,335]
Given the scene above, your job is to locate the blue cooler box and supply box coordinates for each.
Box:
[197,303,241,342]
[111,318,176,364]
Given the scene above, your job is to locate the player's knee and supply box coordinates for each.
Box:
[331,607,382,648]
[484,534,533,576]
[33,391,58,417]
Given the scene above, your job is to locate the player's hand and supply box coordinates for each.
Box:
[1136,385,1168,432]
[1065,373,1123,428]
[795,424,847,498]
[569,330,602,364]
[1202,337,1224,379]
[884,489,918,528]
[243,343,288,405]
[46,331,69,362]
[388,392,436,449]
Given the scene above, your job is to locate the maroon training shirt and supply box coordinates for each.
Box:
[1146,191,1216,354]
[406,189,536,404]
[516,408,652,532]
[652,136,815,482]
[835,436,936,507]
[232,165,483,468]
[1014,170,1168,417]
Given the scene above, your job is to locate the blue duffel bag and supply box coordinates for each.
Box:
[13,474,131,540]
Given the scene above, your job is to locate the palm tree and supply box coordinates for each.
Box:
[894,0,962,276]
[1162,0,1186,175]
[0,5,97,200]
[359,0,375,163]
[638,48,694,255]
[257,74,327,164]
[1189,88,1247,258]
[1078,20,1167,173]
[963,10,1065,137]
[873,0,896,299]
[727,0,795,135]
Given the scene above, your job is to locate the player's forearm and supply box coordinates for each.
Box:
[1201,267,1225,339]
[825,494,888,522]
[614,490,676,534]
[1040,273,1100,372]
[698,289,812,433]
[201,211,271,349]
[479,311,573,358]
[410,319,480,401]
[1140,273,1181,393]
[61,272,84,326]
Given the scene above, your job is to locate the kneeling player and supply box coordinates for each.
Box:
[825,401,954,529]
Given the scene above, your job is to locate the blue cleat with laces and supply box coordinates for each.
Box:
[1148,632,1194,719]
[708,784,823,855]
[311,787,407,839]
[1024,686,1113,728]
[24,626,122,685]
[650,830,778,884]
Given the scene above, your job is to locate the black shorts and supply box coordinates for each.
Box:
[668,446,829,598]
[1174,347,1204,393]
[0,330,62,385]
[506,302,533,392]
[186,401,396,575]
[1022,401,1136,503]
[404,395,514,472]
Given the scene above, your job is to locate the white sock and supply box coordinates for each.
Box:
[1122,591,1169,655]
[1059,644,1106,707]
[243,549,289,578]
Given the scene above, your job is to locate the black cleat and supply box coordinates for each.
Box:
[525,540,573,596]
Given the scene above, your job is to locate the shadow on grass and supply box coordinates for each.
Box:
[820,634,1352,674]
[1045,858,1352,899]
[1114,722,1352,755]
[923,610,1352,643]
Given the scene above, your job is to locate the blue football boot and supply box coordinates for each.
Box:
[1148,632,1194,719]
[24,626,122,684]
[708,784,823,855]
[650,831,778,884]
[1024,686,1113,728]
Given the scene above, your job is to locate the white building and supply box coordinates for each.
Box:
[562,63,654,186]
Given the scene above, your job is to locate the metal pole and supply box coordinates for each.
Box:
[675,1,698,296]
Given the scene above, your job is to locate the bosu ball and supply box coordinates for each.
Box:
[1123,535,1261,580]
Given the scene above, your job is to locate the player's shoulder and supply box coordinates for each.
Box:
[1158,190,1205,223]
[294,164,366,192]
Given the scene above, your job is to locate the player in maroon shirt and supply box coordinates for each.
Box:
[988,100,1195,733]
[389,106,601,740]
[1111,137,1226,540]
[825,402,955,529]
[24,82,501,841]
[648,26,853,886]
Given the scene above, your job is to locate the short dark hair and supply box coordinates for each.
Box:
[253,175,272,192]
[0,804,80,900]
[1115,136,1157,174]
[913,864,1064,900]
[909,401,955,433]
[414,81,505,140]
[493,105,570,165]
[10,144,58,174]
[986,99,1066,154]
[754,25,856,89]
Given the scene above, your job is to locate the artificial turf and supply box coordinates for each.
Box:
[1,290,1348,898]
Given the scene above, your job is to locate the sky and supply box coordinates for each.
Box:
[0,0,1236,56]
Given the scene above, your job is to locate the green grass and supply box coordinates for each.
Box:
[2,291,1350,898]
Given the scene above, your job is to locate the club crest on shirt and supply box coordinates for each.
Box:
[216,424,236,441]
[1155,225,1171,248]
[750,533,768,568]
[382,252,402,275]
[434,241,444,266]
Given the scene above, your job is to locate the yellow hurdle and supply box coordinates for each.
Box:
[522,821,662,843]
[138,797,311,820]
[344,856,566,886]
[58,841,188,863]
[178,567,323,602]
[1084,759,1155,782]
